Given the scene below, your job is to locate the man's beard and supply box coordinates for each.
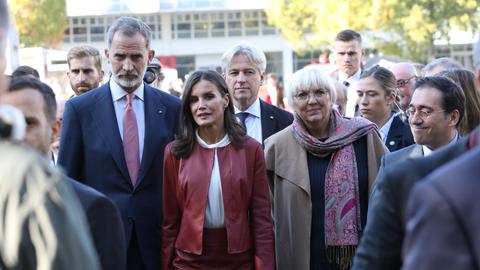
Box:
[112,67,146,89]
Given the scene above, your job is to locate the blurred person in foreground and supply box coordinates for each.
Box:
[357,65,414,152]
[352,76,465,270]
[437,68,480,136]
[0,0,100,268]
[161,70,274,269]
[2,77,126,270]
[67,45,104,96]
[264,66,387,270]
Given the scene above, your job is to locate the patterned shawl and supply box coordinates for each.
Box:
[291,109,377,246]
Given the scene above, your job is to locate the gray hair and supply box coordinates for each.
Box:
[220,42,266,73]
[423,57,462,76]
[474,36,480,70]
[286,66,337,107]
[107,17,152,49]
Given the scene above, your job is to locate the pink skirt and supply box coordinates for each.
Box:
[172,228,253,270]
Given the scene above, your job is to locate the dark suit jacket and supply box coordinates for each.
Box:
[385,115,414,152]
[403,146,480,270]
[259,100,293,141]
[58,83,181,270]
[66,177,126,270]
[352,137,469,270]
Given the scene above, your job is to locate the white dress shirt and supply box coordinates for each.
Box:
[234,98,262,143]
[338,69,362,118]
[196,130,230,228]
[110,79,145,162]
[379,114,396,144]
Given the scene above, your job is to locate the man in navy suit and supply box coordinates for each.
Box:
[58,17,181,270]
[2,77,125,270]
[221,42,293,143]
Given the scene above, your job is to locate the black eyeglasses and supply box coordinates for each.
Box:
[396,76,416,88]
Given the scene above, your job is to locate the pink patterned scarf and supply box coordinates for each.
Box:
[291,109,377,246]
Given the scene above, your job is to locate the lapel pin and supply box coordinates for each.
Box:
[158,110,163,114]
[269,116,274,120]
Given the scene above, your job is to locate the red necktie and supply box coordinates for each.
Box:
[123,93,140,185]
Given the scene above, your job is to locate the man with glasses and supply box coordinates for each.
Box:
[352,76,465,270]
[390,62,418,117]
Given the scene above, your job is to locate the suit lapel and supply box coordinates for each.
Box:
[92,84,131,183]
[386,116,403,149]
[260,100,276,141]
[136,86,167,186]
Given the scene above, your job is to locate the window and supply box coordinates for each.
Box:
[193,13,209,38]
[90,26,104,42]
[243,11,259,36]
[176,56,195,80]
[292,50,322,71]
[73,27,87,42]
[210,13,225,37]
[227,12,241,36]
[174,14,192,39]
[260,11,276,35]
[265,52,283,75]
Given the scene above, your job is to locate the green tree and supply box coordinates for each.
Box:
[266,0,480,62]
[9,0,67,48]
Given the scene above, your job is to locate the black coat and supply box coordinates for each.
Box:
[352,136,469,270]
[385,115,414,152]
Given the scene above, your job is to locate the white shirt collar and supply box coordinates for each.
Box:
[422,131,459,156]
[338,68,362,84]
[234,98,261,118]
[196,129,231,148]
[379,113,396,143]
[110,79,145,102]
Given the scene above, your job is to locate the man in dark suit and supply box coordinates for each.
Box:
[221,42,293,143]
[402,146,480,270]
[58,17,181,270]
[402,34,480,270]
[2,77,125,270]
[352,76,466,270]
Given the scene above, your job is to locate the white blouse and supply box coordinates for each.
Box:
[196,130,231,228]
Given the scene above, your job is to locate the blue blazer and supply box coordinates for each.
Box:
[385,115,414,152]
[259,100,293,142]
[58,83,181,270]
[66,177,126,270]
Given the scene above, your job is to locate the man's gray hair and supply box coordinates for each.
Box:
[474,36,480,70]
[220,42,267,73]
[423,57,462,75]
[107,17,152,49]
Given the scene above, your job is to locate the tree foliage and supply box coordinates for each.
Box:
[266,0,480,62]
[9,0,67,48]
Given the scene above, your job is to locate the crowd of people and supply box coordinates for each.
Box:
[1,0,480,269]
